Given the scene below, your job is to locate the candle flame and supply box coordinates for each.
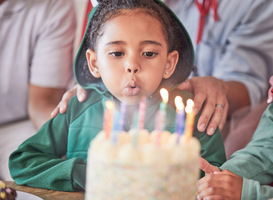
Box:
[185,99,194,114]
[160,88,169,103]
[105,100,115,110]
[175,96,184,111]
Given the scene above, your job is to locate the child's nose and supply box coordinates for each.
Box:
[127,66,139,74]
[125,58,140,74]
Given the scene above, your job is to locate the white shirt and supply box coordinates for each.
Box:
[165,0,273,106]
[0,0,76,124]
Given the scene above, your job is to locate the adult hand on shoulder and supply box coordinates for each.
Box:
[51,84,87,118]
[197,157,243,200]
[178,76,229,135]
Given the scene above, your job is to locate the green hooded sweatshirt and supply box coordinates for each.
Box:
[9,88,226,191]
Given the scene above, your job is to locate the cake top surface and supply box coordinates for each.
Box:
[89,130,200,165]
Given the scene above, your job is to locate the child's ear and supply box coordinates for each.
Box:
[86,49,101,78]
[163,50,179,79]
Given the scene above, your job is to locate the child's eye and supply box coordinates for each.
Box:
[143,52,158,57]
[109,52,124,57]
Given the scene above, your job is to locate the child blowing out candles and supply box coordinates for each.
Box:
[9,0,226,192]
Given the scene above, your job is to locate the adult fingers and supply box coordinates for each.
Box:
[206,96,228,134]
[50,104,61,118]
[50,85,79,117]
[199,157,220,174]
[197,172,242,200]
[177,79,193,92]
[76,84,87,102]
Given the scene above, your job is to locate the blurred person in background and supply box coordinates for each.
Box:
[0,0,76,180]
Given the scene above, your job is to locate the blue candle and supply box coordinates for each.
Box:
[112,110,120,144]
[175,96,185,144]
[157,88,168,131]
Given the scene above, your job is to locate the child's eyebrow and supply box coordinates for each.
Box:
[141,40,162,46]
[105,40,162,46]
[105,41,125,46]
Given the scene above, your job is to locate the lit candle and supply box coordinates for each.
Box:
[112,110,120,144]
[157,88,169,131]
[154,89,169,145]
[132,113,139,147]
[119,102,127,131]
[175,96,185,135]
[184,99,195,139]
[138,98,146,130]
[103,100,115,139]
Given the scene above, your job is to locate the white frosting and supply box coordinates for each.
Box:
[86,130,201,200]
[89,130,200,165]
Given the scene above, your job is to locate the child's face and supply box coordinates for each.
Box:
[87,10,178,105]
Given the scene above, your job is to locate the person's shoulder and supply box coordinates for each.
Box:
[27,0,74,7]
[25,0,74,16]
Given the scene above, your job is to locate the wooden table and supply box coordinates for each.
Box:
[1,181,85,200]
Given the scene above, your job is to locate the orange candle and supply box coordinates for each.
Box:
[103,100,115,139]
[184,99,195,139]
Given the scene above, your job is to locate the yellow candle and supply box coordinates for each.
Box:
[184,99,195,139]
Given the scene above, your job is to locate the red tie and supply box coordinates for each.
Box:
[195,0,218,44]
[80,1,93,42]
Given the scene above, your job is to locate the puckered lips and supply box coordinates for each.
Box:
[124,81,141,96]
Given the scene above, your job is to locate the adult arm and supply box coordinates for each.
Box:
[28,84,66,129]
[29,0,76,128]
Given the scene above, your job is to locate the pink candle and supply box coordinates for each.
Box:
[138,99,146,130]
[103,100,115,139]
[184,99,195,140]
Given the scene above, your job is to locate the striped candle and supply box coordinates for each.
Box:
[184,99,195,140]
[103,100,115,139]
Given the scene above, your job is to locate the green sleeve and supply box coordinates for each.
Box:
[220,104,273,196]
[9,99,86,192]
[193,112,226,177]
[241,178,273,200]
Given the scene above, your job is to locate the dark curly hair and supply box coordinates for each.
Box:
[77,0,194,90]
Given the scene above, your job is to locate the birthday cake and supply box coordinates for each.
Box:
[85,129,200,200]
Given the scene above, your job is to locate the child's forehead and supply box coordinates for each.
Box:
[105,8,166,32]
[99,11,167,45]
[108,8,160,21]
[102,9,167,41]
